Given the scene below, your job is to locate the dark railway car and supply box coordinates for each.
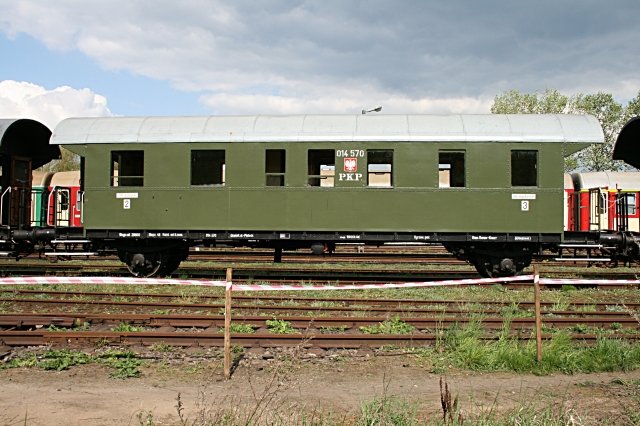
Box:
[0,119,59,253]
[50,114,606,277]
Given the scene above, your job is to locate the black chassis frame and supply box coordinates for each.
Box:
[85,229,561,247]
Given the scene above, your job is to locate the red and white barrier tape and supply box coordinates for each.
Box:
[232,275,533,291]
[539,278,640,286]
[0,274,531,290]
[0,275,637,291]
[0,276,228,287]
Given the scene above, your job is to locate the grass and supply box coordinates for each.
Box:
[421,322,640,375]
[2,321,639,424]
[2,348,143,378]
[266,318,296,334]
[360,316,416,334]
[227,322,256,333]
[111,322,145,332]
[127,374,640,425]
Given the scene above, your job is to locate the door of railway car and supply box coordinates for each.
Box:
[626,193,640,232]
[48,187,71,227]
[589,188,609,231]
[613,191,639,232]
[2,157,32,228]
[566,191,580,231]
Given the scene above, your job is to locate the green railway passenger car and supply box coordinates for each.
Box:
[51,114,603,276]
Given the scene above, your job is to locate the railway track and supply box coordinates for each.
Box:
[2,309,639,348]
[1,293,639,316]
[1,329,637,349]
[2,312,638,330]
[1,285,638,349]
[4,288,640,311]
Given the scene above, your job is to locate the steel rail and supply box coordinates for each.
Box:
[2,296,639,319]
[0,329,638,348]
[1,312,638,330]
[5,288,639,308]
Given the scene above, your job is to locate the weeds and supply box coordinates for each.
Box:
[228,323,256,333]
[2,348,143,378]
[111,322,144,332]
[439,377,463,425]
[425,323,640,375]
[359,316,415,334]
[39,349,93,370]
[266,318,296,334]
[150,342,175,353]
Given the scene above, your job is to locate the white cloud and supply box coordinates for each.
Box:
[0,80,112,129]
[202,91,492,115]
[1,2,639,115]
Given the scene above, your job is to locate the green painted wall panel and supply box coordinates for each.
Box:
[75,140,567,234]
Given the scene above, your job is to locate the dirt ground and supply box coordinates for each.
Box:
[1,346,639,425]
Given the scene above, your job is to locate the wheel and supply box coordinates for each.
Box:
[470,256,491,278]
[125,253,162,277]
[120,245,188,277]
[156,256,182,276]
[470,255,531,278]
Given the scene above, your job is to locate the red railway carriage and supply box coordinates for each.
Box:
[569,172,640,232]
[30,170,82,229]
[563,173,575,231]
[47,171,82,228]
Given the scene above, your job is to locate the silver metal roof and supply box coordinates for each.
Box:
[51,114,604,145]
[571,172,640,190]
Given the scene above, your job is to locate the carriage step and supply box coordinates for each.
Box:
[554,257,611,262]
[45,252,98,256]
[558,244,603,249]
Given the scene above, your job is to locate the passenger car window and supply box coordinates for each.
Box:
[265,149,286,186]
[625,193,637,215]
[511,150,537,187]
[367,150,393,187]
[439,151,465,188]
[191,150,225,186]
[308,149,335,187]
[111,151,144,187]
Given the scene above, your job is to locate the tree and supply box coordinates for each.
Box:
[40,147,80,172]
[491,89,629,172]
[491,89,570,114]
[624,90,640,123]
[571,93,624,171]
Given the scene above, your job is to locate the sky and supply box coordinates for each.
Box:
[1,0,639,130]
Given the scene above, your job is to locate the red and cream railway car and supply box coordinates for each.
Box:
[568,172,640,232]
[47,170,82,228]
[564,173,576,231]
[30,170,82,229]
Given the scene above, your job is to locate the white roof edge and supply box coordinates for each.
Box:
[51,114,604,145]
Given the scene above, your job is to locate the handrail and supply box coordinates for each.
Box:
[47,187,56,226]
[80,191,85,224]
[0,186,12,227]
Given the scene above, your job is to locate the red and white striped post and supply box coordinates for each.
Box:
[534,266,543,362]
[224,268,233,379]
